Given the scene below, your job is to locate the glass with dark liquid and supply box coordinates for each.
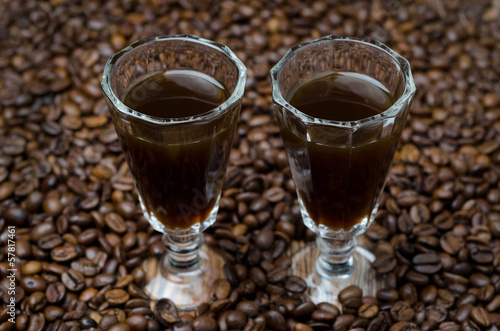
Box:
[101,35,246,309]
[271,36,415,304]
[121,71,232,231]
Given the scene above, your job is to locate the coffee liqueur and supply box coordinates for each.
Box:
[119,70,231,230]
[282,72,399,231]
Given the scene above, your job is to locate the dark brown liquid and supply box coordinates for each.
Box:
[119,70,232,230]
[283,72,399,231]
[289,72,394,121]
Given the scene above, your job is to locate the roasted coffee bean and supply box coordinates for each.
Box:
[412,253,442,274]
[339,285,363,303]
[389,301,415,322]
[37,233,64,250]
[126,314,148,331]
[155,299,180,326]
[93,273,117,288]
[15,239,31,259]
[311,309,337,322]
[405,270,429,286]
[397,213,414,233]
[255,228,274,250]
[266,310,286,331]
[115,273,135,288]
[486,295,500,312]
[443,272,468,285]
[103,258,119,275]
[358,303,379,319]
[440,233,462,255]
[267,266,288,283]
[367,314,390,331]
[80,316,98,328]
[263,186,286,202]
[50,244,78,262]
[456,304,473,323]
[470,306,490,327]
[70,259,99,277]
[105,289,130,305]
[45,282,66,303]
[225,310,247,329]
[461,320,481,331]
[237,279,256,297]
[22,260,42,275]
[373,255,397,274]
[192,315,217,331]
[451,262,473,276]
[266,283,286,296]
[437,289,455,309]
[376,289,399,302]
[293,323,314,331]
[105,212,128,234]
[61,269,85,292]
[27,313,45,331]
[4,205,28,225]
[79,287,98,303]
[77,228,99,245]
[99,314,119,330]
[30,221,56,242]
[236,300,259,317]
[249,267,267,288]
[109,323,131,331]
[21,276,47,293]
[385,272,397,289]
[28,291,46,311]
[272,239,286,258]
[45,320,67,331]
[316,302,340,317]
[342,297,363,314]
[293,301,315,320]
[43,305,64,322]
[389,321,419,331]
[398,283,418,305]
[425,304,447,323]
[210,279,231,300]
[437,321,458,331]
[124,298,149,309]
[246,246,262,266]
[469,273,491,287]
[454,292,474,309]
[332,314,356,331]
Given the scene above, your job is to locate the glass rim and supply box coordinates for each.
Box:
[270,35,416,128]
[101,34,247,124]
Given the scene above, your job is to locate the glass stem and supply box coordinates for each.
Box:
[162,232,203,274]
[316,236,357,278]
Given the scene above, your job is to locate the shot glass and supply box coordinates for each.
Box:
[271,35,416,303]
[101,35,246,310]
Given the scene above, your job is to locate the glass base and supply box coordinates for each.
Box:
[289,237,383,307]
[142,244,224,311]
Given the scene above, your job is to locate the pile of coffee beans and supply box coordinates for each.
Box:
[1,0,500,330]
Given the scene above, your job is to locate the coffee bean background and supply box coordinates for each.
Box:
[1,0,500,330]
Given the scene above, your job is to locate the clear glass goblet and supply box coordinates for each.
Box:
[270,35,416,304]
[101,35,246,310]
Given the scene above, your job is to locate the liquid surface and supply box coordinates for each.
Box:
[289,72,393,121]
[119,70,232,230]
[124,70,227,118]
[283,72,399,231]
